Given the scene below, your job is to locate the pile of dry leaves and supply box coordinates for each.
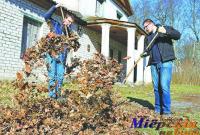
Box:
[77,53,123,96]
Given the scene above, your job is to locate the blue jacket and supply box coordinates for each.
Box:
[44,5,68,63]
[44,5,64,35]
[144,26,181,66]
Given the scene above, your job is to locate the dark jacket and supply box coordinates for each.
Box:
[144,26,181,66]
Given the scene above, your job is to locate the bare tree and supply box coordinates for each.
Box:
[152,0,169,25]
[189,0,200,42]
[168,0,175,26]
[128,0,152,25]
[184,0,200,64]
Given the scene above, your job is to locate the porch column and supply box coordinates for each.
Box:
[136,35,145,84]
[126,27,136,83]
[101,23,111,58]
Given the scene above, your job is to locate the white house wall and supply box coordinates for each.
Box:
[103,0,128,21]
[53,0,79,11]
[78,0,128,21]
[75,28,101,59]
[79,0,97,16]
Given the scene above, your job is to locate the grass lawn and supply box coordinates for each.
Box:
[0,81,18,107]
[114,84,200,104]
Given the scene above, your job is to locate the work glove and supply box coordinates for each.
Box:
[47,32,56,38]
[55,3,63,8]
[123,56,131,60]
[157,26,166,34]
[140,52,148,58]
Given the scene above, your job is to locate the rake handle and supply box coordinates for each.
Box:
[122,57,142,84]
[60,7,69,38]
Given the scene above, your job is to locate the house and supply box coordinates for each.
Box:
[0,0,151,84]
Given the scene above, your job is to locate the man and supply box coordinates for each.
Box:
[44,3,75,99]
[142,19,181,116]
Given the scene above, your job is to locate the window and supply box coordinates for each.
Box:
[110,49,113,59]
[135,36,138,50]
[98,42,101,53]
[96,0,105,17]
[116,10,123,20]
[87,44,90,52]
[134,62,137,83]
[118,51,121,63]
[21,16,41,58]
[97,0,105,4]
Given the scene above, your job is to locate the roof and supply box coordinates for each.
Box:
[112,0,133,16]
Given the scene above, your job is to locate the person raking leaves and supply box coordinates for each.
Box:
[44,3,76,99]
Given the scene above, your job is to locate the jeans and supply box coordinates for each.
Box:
[46,52,66,99]
[151,61,173,114]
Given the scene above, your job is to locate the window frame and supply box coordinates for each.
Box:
[20,16,42,58]
[95,0,105,17]
[116,10,123,20]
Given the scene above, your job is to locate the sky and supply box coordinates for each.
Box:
[130,0,136,5]
[129,0,136,8]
